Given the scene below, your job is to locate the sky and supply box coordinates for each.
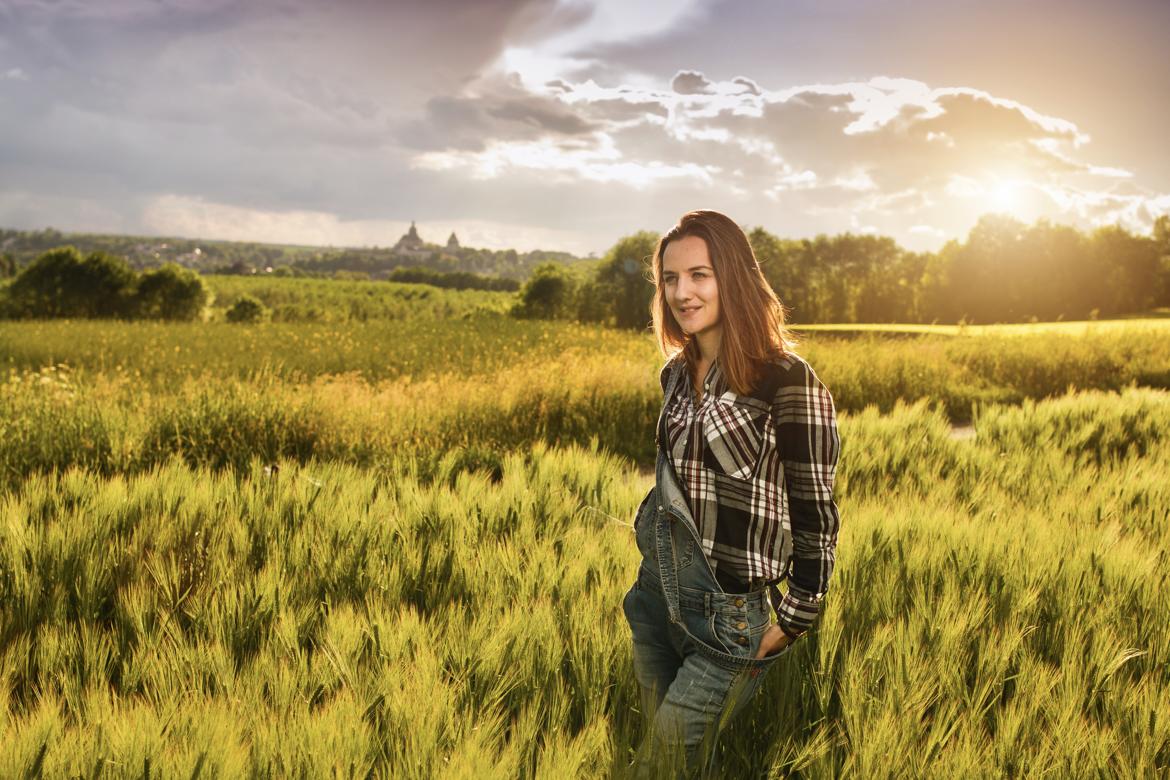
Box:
[1,0,1168,256]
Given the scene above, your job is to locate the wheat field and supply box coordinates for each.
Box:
[1,314,1168,777]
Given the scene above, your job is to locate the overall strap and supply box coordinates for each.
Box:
[655,355,684,455]
[654,356,689,628]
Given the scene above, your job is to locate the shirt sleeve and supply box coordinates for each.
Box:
[769,357,841,636]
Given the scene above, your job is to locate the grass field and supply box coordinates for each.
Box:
[202,275,514,323]
[1,305,1168,777]
[796,315,1170,337]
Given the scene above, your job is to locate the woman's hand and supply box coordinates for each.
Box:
[753,624,796,659]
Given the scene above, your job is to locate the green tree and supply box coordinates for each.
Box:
[4,246,136,318]
[135,263,210,321]
[512,262,577,319]
[947,214,1029,323]
[749,227,807,319]
[593,231,659,329]
[1087,225,1160,316]
[1153,214,1170,308]
[574,277,610,323]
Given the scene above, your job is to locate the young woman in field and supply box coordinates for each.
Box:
[622,209,841,777]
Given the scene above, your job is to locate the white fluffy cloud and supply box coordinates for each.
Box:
[403,65,1170,249]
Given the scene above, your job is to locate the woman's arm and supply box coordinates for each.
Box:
[769,357,842,638]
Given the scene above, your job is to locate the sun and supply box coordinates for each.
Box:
[990,180,1021,212]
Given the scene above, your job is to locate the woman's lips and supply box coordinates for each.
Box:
[678,306,700,317]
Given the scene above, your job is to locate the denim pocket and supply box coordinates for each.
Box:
[633,490,656,562]
[621,580,638,625]
[669,521,695,570]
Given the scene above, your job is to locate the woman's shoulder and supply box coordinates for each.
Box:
[658,352,686,394]
[759,350,812,382]
[757,351,828,399]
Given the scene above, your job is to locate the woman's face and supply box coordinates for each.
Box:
[661,234,721,337]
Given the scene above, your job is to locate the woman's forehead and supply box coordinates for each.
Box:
[662,235,711,271]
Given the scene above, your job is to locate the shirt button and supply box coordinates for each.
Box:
[734,597,745,607]
[735,636,749,646]
[737,621,747,630]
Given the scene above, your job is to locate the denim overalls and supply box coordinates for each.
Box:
[622,361,791,777]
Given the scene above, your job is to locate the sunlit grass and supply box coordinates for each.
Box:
[0,393,1167,776]
[796,317,1170,336]
[2,304,1169,775]
[3,324,1170,487]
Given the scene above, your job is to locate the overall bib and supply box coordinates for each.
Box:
[622,362,791,777]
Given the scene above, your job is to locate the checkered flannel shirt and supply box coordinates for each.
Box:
[657,352,841,637]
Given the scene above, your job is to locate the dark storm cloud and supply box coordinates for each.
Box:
[0,0,578,224]
[396,74,598,152]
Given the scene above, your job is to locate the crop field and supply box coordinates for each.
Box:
[1,304,1168,777]
[200,276,515,323]
[797,313,1170,337]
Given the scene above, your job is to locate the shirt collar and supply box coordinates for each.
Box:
[678,353,727,402]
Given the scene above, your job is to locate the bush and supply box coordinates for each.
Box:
[225,294,270,323]
[511,262,578,319]
[134,263,210,321]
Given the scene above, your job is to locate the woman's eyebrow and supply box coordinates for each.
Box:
[663,265,712,275]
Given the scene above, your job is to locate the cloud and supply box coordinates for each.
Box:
[672,70,714,95]
[396,73,599,153]
[0,0,1167,256]
[404,67,1168,248]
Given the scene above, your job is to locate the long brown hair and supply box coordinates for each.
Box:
[650,209,797,395]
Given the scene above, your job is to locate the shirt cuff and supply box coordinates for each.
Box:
[770,586,822,636]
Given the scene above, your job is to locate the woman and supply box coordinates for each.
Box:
[622,210,842,777]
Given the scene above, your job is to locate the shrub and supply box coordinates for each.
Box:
[511,262,577,319]
[226,294,270,323]
[135,263,211,321]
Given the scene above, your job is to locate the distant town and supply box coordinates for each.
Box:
[0,223,586,281]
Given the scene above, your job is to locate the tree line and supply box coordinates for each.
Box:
[0,227,582,281]
[4,213,1168,325]
[513,214,1170,326]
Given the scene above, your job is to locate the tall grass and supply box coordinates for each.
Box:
[0,317,657,387]
[1,392,1167,776]
[4,317,1168,410]
[4,334,1170,489]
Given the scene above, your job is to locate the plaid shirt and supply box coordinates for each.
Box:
[657,352,841,636]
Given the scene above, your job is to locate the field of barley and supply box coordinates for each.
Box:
[1,280,1168,777]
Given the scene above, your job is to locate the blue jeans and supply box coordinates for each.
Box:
[622,449,790,778]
